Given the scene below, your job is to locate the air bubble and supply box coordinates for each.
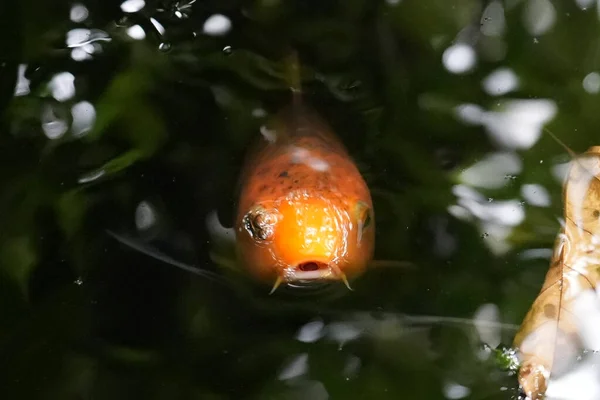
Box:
[442,43,476,74]
[223,45,232,55]
[70,4,89,23]
[158,42,172,52]
[583,72,600,94]
[203,14,231,36]
[127,25,146,40]
[136,201,157,231]
[121,0,145,13]
[41,104,69,139]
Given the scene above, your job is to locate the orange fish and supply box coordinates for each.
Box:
[234,60,374,293]
[108,54,384,293]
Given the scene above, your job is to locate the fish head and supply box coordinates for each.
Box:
[235,190,375,289]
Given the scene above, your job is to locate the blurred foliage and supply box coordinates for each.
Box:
[1,0,600,398]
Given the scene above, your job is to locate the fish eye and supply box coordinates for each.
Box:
[243,207,276,241]
[363,210,372,229]
[356,201,373,231]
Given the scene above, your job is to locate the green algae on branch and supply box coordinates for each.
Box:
[486,343,521,373]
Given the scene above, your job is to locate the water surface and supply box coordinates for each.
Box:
[1,0,598,399]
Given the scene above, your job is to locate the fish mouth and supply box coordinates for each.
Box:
[269,261,351,294]
[291,261,332,280]
[284,260,342,282]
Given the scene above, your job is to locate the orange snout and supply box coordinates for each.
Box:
[236,195,373,289]
[273,198,343,274]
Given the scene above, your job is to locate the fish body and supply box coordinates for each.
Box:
[234,100,374,289]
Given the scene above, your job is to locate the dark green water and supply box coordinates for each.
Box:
[2,0,599,398]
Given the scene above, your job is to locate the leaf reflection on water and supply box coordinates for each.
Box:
[6,0,600,398]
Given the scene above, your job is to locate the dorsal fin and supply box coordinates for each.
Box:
[284,49,302,103]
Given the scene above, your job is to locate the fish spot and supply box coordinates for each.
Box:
[258,167,270,176]
[259,184,268,193]
[543,303,557,319]
[279,171,289,178]
[594,210,600,219]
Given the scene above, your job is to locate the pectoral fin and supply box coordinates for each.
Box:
[106,230,227,285]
